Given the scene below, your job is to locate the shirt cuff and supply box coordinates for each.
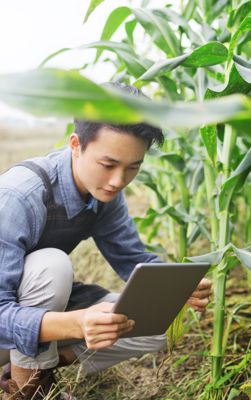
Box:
[13,306,49,358]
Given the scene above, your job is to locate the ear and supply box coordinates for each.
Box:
[70,133,81,157]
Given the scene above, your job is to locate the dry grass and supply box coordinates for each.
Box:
[0,125,250,400]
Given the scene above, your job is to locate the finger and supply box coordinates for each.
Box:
[93,312,129,325]
[196,278,212,290]
[118,323,135,336]
[187,297,209,307]
[89,331,120,344]
[191,288,212,299]
[87,320,134,334]
[88,321,135,345]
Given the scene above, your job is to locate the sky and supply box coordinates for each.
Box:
[0,0,167,121]
[0,0,131,75]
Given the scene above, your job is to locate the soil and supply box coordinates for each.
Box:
[60,265,250,400]
[0,125,250,400]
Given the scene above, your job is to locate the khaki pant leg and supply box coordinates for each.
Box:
[10,248,74,369]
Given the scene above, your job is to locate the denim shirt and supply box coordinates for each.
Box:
[0,147,160,358]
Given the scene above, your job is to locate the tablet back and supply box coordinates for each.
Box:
[113,262,210,337]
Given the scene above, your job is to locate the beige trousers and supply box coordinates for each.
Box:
[0,248,166,373]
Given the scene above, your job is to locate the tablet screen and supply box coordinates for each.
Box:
[112,262,210,337]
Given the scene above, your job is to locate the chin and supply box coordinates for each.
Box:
[95,190,118,202]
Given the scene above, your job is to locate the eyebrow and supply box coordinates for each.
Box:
[100,156,144,165]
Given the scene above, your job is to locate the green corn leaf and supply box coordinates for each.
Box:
[139,54,189,80]
[39,48,72,68]
[83,0,105,23]
[205,55,251,99]
[240,381,251,396]
[159,152,185,171]
[238,30,251,54]
[64,122,75,137]
[232,246,251,270]
[135,171,166,207]
[125,19,137,46]
[200,125,217,165]
[1,68,251,130]
[166,305,188,353]
[135,204,188,225]
[184,246,229,268]
[157,76,182,101]
[134,215,155,230]
[219,147,251,211]
[40,40,150,78]
[132,8,180,56]
[183,42,228,67]
[189,162,204,193]
[144,243,167,254]
[228,15,251,63]
[213,352,251,389]
[234,54,251,83]
[227,388,241,399]
[187,224,201,246]
[182,0,197,21]
[158,205,188,225]
[186,243,251,270]
[228,0,251,28]
[153,8,202,45]
[94,7,132,62]
[81,40,150,77]
[139,42,228,80]
[207,0,229,23]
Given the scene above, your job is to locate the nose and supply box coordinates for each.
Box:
[108,170,126,189]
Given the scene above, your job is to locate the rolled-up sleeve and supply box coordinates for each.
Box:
[0,189,48,357]
[92,191,161,281]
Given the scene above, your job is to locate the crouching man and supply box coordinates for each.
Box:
[0,84,211,399]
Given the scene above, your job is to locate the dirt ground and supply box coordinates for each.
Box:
[0,124,250,400]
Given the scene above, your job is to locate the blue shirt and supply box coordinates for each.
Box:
[0,147,160,358]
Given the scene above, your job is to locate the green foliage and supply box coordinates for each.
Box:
[94,7,132,62]
[83,0,105,23]
[0,0,251,397]
[140,42,228,80]
[1,69,251,129]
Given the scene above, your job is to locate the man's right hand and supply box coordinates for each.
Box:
[79,302,135,350]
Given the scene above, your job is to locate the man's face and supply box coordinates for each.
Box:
[70,127,148,202]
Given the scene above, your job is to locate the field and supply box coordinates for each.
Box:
[0,124,250,400]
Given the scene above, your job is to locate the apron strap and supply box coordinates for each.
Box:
[13,161,54,205]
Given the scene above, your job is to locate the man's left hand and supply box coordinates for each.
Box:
[187,278,212,312]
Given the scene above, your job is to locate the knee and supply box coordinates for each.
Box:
[18,248,74,311]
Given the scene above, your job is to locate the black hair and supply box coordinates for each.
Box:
[74,82,164,151]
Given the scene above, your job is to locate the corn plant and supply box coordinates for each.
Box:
[0,0,250,398]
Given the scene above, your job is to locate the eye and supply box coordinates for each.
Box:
[100,163,114,169]
[128,165,140,171]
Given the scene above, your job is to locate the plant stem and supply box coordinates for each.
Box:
[176,171,189,260]
[177,172,190,211]
[167,188,177,258]
[204,159,218,250]
[222,125,237,179]
[211,125,237,385]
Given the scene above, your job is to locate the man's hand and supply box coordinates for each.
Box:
[187,278,212,312]
[80,302,134,350]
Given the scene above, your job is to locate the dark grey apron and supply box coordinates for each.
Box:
[15,161,109,310]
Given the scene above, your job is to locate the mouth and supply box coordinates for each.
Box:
[102,189,118,195]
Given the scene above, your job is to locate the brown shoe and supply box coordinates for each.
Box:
[0,363,75,400]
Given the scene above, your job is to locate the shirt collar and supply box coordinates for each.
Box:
[58,147,98,219]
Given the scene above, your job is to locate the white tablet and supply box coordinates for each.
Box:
[112,262,210,337]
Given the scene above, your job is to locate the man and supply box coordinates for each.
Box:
[0,84,211,399]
